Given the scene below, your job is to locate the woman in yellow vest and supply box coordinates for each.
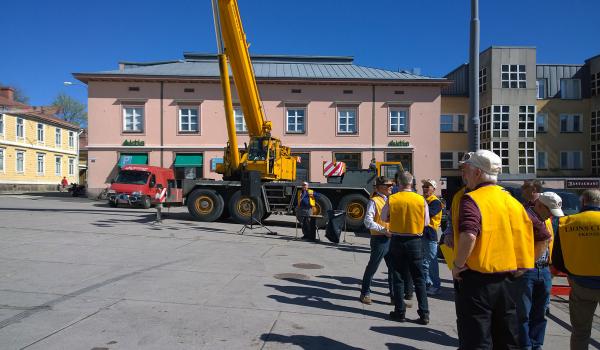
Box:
[359,176,398,304]
[552,189,600,350]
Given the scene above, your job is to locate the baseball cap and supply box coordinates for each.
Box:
[538,192,565,217]
[421,179,437,189]
[375,176,394,186]
[460,150,502,175]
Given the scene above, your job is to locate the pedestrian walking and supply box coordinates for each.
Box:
[154,184,167,223]
[60,176,68,192]
[382,171,430,324]
[297,182,319,241]
[421,179,442,296]
[515,192,564,350]
[552,189,600,350]
[452,150,534,349]
[359,176,398,305]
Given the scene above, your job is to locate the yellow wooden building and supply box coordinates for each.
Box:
[0,109,80,192]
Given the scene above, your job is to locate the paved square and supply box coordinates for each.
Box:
[0,194,597,349]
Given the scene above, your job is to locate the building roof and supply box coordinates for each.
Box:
[74,53,448,84]
[3,108,80,130]
[0,96,28,109]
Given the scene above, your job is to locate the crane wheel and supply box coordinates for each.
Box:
[229,190,264,224]
[187,189,224,222]
[313,194,332,228]
[338,194,368,231]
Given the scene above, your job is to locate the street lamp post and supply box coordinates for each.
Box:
[468,0,480,152]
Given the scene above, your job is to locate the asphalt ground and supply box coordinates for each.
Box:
[0,193,598,349]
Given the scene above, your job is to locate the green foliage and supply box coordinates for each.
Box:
[52,93,87,126]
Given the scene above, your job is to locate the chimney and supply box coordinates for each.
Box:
[0,87,15,101]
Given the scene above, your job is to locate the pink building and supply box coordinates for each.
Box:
[74,54,448,197]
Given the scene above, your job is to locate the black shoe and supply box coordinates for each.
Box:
[389,311,406,322]
[417,315,429,325]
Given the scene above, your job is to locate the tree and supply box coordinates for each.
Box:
[52,93,87,126]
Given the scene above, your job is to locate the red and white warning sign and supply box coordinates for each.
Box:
[323,161,346,177]
[155,188,167,203]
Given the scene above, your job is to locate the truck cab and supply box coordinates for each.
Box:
[108,165,176,209]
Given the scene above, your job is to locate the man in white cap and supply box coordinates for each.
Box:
[421,179,443,295]
[451,149,534,349]
[515,191,564,350]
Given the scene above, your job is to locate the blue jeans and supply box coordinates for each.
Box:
[361,235,397,297]
[422,239,441,289]
[390,236,429,317]
[515,267,552,350]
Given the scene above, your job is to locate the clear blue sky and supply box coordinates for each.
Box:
[2,0,598,107]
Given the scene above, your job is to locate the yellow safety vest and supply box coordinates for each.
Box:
[426,194,442,231]
[458,185,534,273]
[545,219,554,264]
[388,191,425,235]
[558,211,600,276]
[297,189,315,208]
[369,195,389,236]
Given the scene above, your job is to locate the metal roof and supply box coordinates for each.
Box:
[75,53,444,82]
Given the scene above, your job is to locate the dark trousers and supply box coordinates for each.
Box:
[515,267,551,349]
[390,235,428,317]
[361,235,398,297]
[456,270,520,350]
[298,213,316,239]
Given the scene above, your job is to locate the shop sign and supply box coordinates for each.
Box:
[564,179,600,189]
[122,139,145,146]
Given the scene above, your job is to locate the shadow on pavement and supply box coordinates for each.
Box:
[371,326,459,348]
[547,312,600,349]
[260,333,362,350]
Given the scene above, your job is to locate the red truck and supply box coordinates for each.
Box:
[107,165,180,208]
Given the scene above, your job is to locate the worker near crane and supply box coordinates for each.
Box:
[297,182,320,241]
[552,189,600,350]
[421,179,442,296]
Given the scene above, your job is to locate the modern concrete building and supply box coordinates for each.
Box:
[74,53,449,197]
[0,87,81,191]
[441,47,599,194]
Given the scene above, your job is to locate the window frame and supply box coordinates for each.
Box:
[0,114,4,136]
[491,141,510,174]
[36,152,45,175]
[285,106,307,134]
[122,106,145,133]
[37,123,45,143]
[537,151,548,170]
[16,117,25,139]
[388,107,409,135]
[336,106,358,136]
[291,152,310,181]
[560,151,583,170]
[479,67,487,93]
[177,106,200,134]
[560,78,582,100]
[55,127,62,146]
[560,114,583,133]
[536,113,548,133]
[501,64,527,89]
[518,141,536,174]
[518,106,536,138]
[55,156,62,176]
[16,150,25,173]
[492,105,510,138]
[333,152,361,170]
[440,152,454,169]
[536,79,546,99]
[0,147,4,173]
[234,106,248,134]
[68,158,75,176]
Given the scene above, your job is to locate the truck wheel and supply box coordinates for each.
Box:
[229,190,264,224]
[313,194,333,228]
[141,195,152,209]
[187,189,224,222]
[338,194,368,231]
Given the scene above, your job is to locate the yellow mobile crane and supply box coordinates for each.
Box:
[211,0,297,181]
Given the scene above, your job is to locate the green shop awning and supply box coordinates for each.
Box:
[174,154,203,167]
[118,154,148,167]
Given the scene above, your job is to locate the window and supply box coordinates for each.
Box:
[479,67,487,93]
[561,151,582,169]
[337,108,357,134]
[55,156,62,176]
[536,79,546,99]
[37,153,45,175]
[592,111,599,142]
[0,114,3,135]
[593,144,599,175]
[491,141,510,173]
[385,152,413,174]
[560,79,581,99]
[518,106,535,137]
[286,107,306,134]
[0,148,4,172]
[560,114,582,132]
[492,105,510,138]
[441,152,454,169]
[479,106,491,140]
[592,72,600,96]
[292,152,310,181]
[16,151,24,173]
[234,107,247,133]
[501,64,526,88]
[16,117,24,138]
[518,141,535,174]
[37,123,44,142]
[334,152,361,170]
[537,151,547,170]
[389,109,408,134]
[68,131,75,148]
[55,128,62,146]
[440,114,466,132]
[179,107,199,133]
[123,107,144,132]
[536,113,548,133]
[68,158,75,176]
